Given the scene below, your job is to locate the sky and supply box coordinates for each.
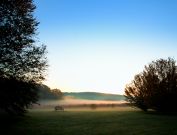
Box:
[34,0,177,94]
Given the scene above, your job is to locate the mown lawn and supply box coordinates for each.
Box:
[1,108,177,135]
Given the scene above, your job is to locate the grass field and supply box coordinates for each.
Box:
[1,107,177,135]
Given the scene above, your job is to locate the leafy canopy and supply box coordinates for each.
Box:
[0,0,47,115]
[125,58,177,112]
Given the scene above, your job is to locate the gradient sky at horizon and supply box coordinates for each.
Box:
[34,0,177,94]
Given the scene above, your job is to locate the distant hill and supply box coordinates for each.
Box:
[63,92,125,101]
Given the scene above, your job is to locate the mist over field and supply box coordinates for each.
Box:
[40,98,126,106]
[36,92,126,109]
[63,92,125,101]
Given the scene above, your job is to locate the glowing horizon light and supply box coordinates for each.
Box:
[35,0,177,94]
[43,41,177,95]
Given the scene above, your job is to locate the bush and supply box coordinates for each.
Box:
[125,58,177,112]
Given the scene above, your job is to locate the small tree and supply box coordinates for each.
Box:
[125,58,177,112]
[0,0,47,115]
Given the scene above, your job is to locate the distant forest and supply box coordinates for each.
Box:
[37,85,63,100]
[37,86,125,101]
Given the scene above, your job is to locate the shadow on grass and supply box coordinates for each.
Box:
[144,110,177,116]
[126,106,177,116]
[0,111,28,134]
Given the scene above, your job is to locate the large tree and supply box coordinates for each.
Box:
[125,58,177,112]
[0,0,47,115]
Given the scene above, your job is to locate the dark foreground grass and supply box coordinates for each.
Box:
[1,109,177,135]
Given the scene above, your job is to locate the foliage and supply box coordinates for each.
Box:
[37,84,63,100]
[0,77,38,115]
[90,104,97,109]
[0,0,47,115]
[125,58,177,112]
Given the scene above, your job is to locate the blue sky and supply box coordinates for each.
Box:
[34,0,177,94]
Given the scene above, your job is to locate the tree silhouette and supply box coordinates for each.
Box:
[38,85,63,100]
[0,0,47,115]
[125,58,177,112]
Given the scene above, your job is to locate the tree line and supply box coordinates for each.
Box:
[37,84,63,100]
